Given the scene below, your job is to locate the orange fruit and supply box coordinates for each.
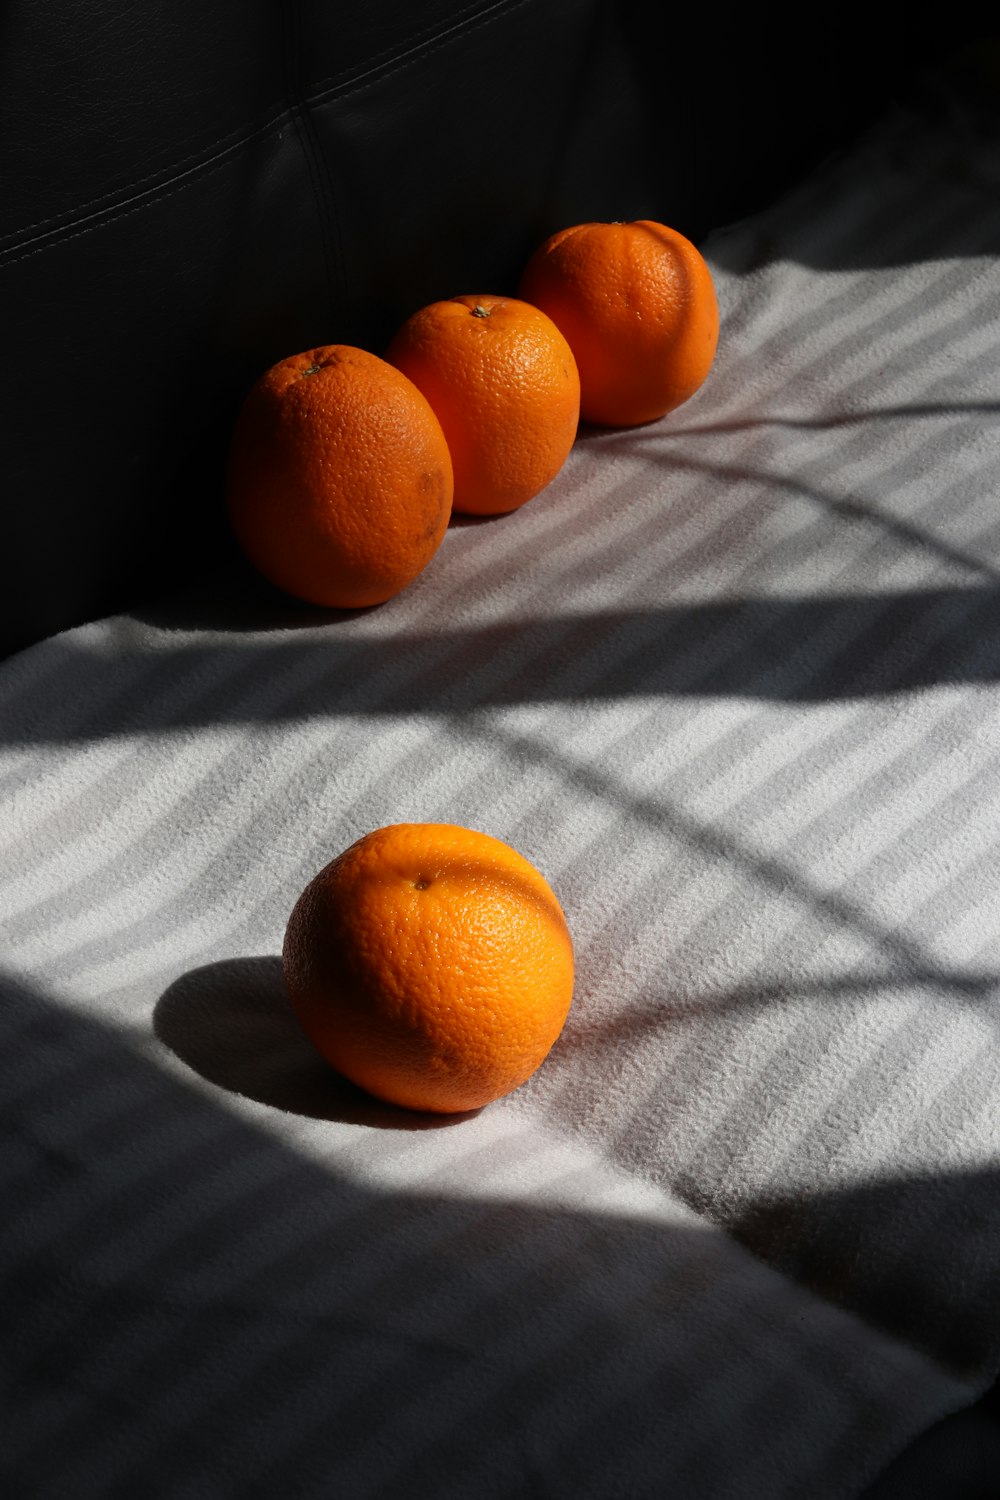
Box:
[518,219,719,427]
[385,294,580,515]
[226,345,453,608]
[283,823,575,1113]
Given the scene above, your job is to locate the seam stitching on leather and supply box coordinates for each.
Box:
[0,106,289,250]
[306,0,535,111]
[304,0,522,101]
[281,2,346,330]
[0,0,512,251]
[0,149,254,272]
[0,110,295,268]
[0,0,536,268]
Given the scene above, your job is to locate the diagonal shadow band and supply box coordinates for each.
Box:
[8,965,987,1500]
[5,581,1000,747]
[2,967,999,1500]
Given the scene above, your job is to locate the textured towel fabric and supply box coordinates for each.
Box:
[3,53,1000,1500]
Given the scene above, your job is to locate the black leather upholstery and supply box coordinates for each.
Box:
[0,2,964,656]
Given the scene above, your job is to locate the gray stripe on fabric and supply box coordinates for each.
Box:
[571,684,993,1006]
[703,288,1000,494]
[709,223,1000,407]
[477,715,1000,1147]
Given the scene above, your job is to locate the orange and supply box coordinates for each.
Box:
[283,823,575,1113]
[226,345,453,608]
[385,294,580,515]
[518,219,719,427]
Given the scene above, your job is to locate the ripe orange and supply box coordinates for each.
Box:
[385,294,580,515]
[519,219,719,427]
[283,823,575,1113]
[226,345,453,608]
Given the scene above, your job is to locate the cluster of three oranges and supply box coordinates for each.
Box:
[226,218,719,611]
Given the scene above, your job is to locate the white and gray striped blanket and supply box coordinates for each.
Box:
[3,53,999,1499]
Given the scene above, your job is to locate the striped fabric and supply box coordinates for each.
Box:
[3,52,1000,1499]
